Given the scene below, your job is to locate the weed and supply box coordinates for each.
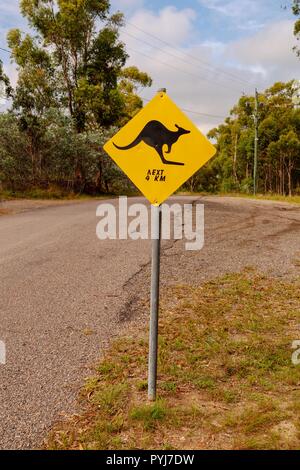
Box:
[130,400,167,430]
[92,383,128,416]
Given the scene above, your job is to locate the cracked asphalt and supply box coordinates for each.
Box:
[0,195,300,449]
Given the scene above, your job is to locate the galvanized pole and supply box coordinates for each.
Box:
[253,88,259,195]
[147,88,166,402]
[148,203,162,401]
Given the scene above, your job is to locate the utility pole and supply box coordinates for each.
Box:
[253,88,259,195]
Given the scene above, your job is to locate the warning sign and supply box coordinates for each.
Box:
[104,91,216,205]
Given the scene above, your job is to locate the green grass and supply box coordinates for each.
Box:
[130,401,167,430]
[178,190,300,205]
[219,192,300,205]
[46,271,300,450]
[0,187,116,201]
[92,383,128,416]
[3,187,300,204]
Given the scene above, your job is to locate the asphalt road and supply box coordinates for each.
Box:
[0,196,299,449]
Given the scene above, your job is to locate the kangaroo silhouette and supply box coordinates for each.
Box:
[113,120,190,166]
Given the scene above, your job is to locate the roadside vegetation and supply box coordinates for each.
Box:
[46,270,300,450]
[186,81,300,196]
[178,191,300,205]
[218,193,300,205]
[0,1,300,200]
[0,0,151,197]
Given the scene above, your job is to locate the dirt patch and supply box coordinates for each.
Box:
[0,198,88,216]
[0,208,13,216]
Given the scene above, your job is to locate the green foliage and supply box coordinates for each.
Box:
[195,81,300,196]
[1,0,151,195]
[0,110,132,193]
[0,113,29,189]
[2,2,299,198]
[10,0,151,131]
[130,401,167,430]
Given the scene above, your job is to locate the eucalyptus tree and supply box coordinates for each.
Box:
[204,82,300,195]
[8,0,151,131]
[4,0,151,191]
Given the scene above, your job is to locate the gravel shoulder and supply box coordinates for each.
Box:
[0,198,99,216]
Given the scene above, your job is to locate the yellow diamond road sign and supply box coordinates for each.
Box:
[104,91,216,205]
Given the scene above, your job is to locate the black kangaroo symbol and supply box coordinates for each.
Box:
[113,120,191,166]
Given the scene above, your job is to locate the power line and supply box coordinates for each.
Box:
[0,38,238,121]
[125,20,254,87]
[140,96,227,120]
[181,109,227,119]
[123,30,251,95]
[2,28,251,95]
[124,20,254,88]
[126,46,242,93]
[0,46,10,54]
[1,40,240,96]
[3,21,254,90]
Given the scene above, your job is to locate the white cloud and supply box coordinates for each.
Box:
[123,9,299,134]
[198,0,260,19]
[111,0,144,12]
[197,0,289,32]
[121,7,233,133]
[121,7,250,133]
[1,3,299,135]
[228,20,299,81]
[124,6,197,46]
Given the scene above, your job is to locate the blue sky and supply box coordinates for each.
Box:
[111,0,294,41]
[0,1,298,132]
[0,1,294,42]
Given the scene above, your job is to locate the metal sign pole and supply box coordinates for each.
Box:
[104,86,216,402]
[148,204,162,401]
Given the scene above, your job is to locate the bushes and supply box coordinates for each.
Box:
[220,177,239,193]
[0,113,30,190]
[0,110,132,195]
[240,177,254,194]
